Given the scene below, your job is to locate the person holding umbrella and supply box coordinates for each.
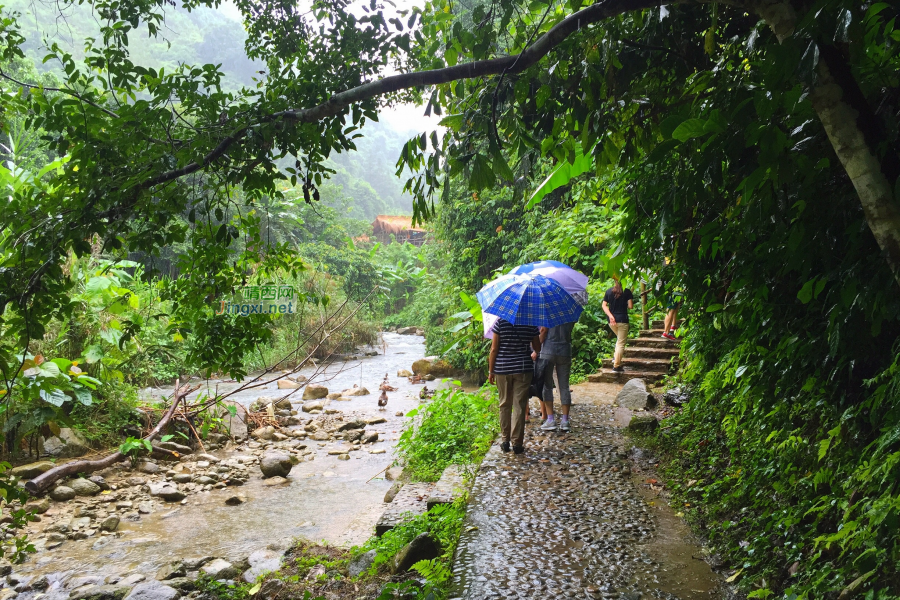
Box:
[488,318,542,454]
[478,273,583,454]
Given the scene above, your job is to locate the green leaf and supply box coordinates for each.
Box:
[535,85,551,108]
[50,358,73,371]
[527,146,593,209]
[797,278,816,304]
[39,388,69,407]
[73,388,93,406]
[83,345,104,364]
[705,304,723,313]
[671,119,708,142]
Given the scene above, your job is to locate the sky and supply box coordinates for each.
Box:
[217,0,444,136]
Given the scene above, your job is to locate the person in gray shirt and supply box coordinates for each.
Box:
[538,321,575,432]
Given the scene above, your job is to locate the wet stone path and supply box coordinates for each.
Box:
[450,393,722,600]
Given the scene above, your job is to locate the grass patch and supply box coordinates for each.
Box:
[396,384,498,482]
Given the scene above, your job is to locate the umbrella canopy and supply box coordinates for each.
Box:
[481,262,588,338]
[477,273,583,329]
[508,260,588,295]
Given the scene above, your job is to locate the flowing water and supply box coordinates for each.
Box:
[18,333,433,580]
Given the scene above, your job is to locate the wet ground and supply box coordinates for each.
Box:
[17,333,436,580]
[449,382,727,600]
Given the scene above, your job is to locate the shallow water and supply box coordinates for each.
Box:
[20,333,435,580]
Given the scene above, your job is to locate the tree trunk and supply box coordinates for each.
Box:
[25,383,198,495]
[754,1,900,287]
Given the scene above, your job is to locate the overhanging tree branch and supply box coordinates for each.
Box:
[139,0,731,190]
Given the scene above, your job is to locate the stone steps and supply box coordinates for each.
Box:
[626,346,680,359]
[588,369,667,385]
[629,336,680,349]
[601,357,673,372]
[590,318,680,385]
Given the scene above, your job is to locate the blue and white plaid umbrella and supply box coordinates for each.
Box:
[476,273,583,328]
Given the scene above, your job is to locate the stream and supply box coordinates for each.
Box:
[16,332,432,581]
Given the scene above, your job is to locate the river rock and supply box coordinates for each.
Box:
[337,420,366,432]
[341,386,369,396]
[397,327,418,335]
[148,482,185,502]
[161,578,195,593]
[384,482,402,503]
[10,461,55,480]
[301,400,325,413]
[262,476,289,486]
[362,431,379,444]
[272,397,292,410]
[42,428,90,458]
[123,583,178,600]
[89,475,110,490]
[158,441,192,454]
[137,461,160,474]
[69,585,130,600]
[50,486,76,502]
[397,369,413,377]
[156,563,185,581]
[215,400,249,441]
[26,499,50,514]
[259,453,292,478]
[225,495,246,505]
[365,416,387,425]
[302,385,328,400]
[100,515,120,532]
[392,533,440,573]
[242,548,283,583]
[201,559,238,580]
[385,467,404,481]
[195,453,220,463]
[348,550,377,577]
[69,478,102,496]
[0,589,16,600]
[252,426,276,441]
[628,414,659,433]
[616,379,655,410]
[276,379,300,389]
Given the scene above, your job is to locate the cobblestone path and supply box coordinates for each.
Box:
[449,387,724,600]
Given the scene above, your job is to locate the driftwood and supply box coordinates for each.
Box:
[25,381,199,495]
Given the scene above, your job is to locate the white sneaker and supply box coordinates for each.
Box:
[540,416,557,431]
[559,417,571,432]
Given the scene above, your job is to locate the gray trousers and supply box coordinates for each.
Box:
[541,354,572,406]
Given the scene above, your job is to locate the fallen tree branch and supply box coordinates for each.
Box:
[25,380,200,495]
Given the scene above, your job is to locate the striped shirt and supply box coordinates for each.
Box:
[491,319,540,375]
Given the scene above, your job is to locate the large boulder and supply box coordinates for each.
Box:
[242,548,283,583]
[69,478,102,497]
[397,369,413,378]
[273,397,293,410]
[123,583,179,600]
[259,452,293,478]
[11,461,56,480]
[276,379,300,389]
[148,482,185,502]
[302,384,328,400]
[337,420,367,432]
[616,379,655,410]
[42,428,90,458]
[411,358,454,377]
[392,533,440,573]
